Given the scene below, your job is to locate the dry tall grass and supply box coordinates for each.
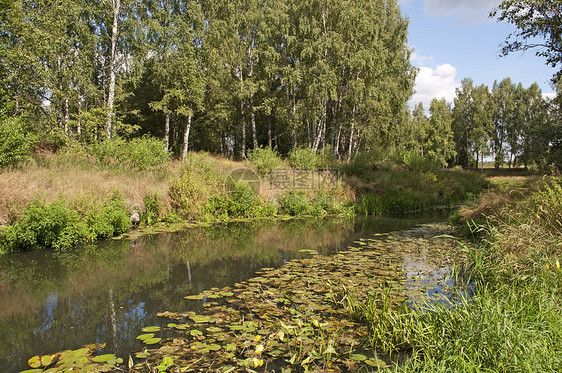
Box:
[0,153,181,225]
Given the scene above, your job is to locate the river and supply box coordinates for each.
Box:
[0,215,448,372]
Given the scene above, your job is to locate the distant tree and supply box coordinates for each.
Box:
[428,98,456,167]
[491,78,516,168]
[491,0,562,82]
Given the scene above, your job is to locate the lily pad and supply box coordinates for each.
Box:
[142,326,161,333]
[27,356,42,368]
[144,337,162,345]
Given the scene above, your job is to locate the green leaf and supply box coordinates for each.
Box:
[142,326,161,332]
[27,356,41,368]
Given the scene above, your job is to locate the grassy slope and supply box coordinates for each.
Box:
[0,153,179,226]
[352,176,562,372]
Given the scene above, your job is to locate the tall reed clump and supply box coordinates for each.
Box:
[347,179,562,372]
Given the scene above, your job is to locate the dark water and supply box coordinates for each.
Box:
[0,215,446,372]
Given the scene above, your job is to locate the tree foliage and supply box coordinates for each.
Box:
[491,0,562,82]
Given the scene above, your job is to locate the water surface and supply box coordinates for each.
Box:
[0,215,446,372]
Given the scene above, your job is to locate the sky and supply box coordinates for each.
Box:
[398,0,558,110]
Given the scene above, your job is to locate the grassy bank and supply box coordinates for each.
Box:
[349,178,562,371]
[0,144,488,254]
[344,151,488,214]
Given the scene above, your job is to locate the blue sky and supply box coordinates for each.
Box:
[398,0,557,110]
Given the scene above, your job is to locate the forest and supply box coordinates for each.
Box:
[1,0,560,170]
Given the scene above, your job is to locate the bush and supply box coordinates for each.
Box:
[89,136,169,170]
[203,183,277,220]
[169,152,224,219]
[0,200,94,251]
[279,191,310,216]
[288,147,318,169]
[142,193,161,226]
[246,146,283,174]
[0,116,34,167]
[399,151,442,172]
[87,195,131,238]
[0,194,131,252]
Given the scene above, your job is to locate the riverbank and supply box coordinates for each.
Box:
[13,178,561,372]
[353,177,562,372]
[0,149,487,254]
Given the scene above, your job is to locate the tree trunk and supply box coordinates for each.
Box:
[267,115,272,148]
[182,115,191,162]
[347,121,355,162]
[164,111,170,152]
[64,97,70,135]
[313,100,327,152]
[247,46,257,150]
[237,65,246,159]
[250,95,257,149]
[77,96,83,139]
[105,0,120,139]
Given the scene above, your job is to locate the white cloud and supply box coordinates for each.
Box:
[410,63,460,110]
[424,0,501,23]
[411,51,434,66]
[543,92,557,101]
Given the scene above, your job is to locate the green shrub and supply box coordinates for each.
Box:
[279,191,310,216]
[288,147,318,169]
[246,146,283,174]
[169,153,224,219]
[127,136,170,169]
[341,151,382,178]
[398,151,442,172]
[89,136,169,170]
[0,195,131,253]
[87,195,131,238]
[1,200,94,251]
[0,116,34,167]
[203,183,277,220]
[142,193,161,226]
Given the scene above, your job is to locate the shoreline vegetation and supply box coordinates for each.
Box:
[16,176,562,372]
[0,142,487,254]
[2,142,560,371]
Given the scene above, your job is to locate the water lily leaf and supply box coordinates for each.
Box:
[190,329,203,336]
[87,342,105,351]
[40,354,55,366]
[92,354,116,363]
[144,337,161,345]
[206,327,223,333]
[184,294,204,300]
[134,352,149,359]
[365,358,387,367]
[350,353,367,361]
[136,333,154,341]
[142,326,160,332]
[28,356,42,368]
[20,370,43,373]
[208,344,221,351]
[190,315,211,323]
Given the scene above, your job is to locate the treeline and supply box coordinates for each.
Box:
[404,78,561,171]
[1,0,560,170]
[0,0,414,160]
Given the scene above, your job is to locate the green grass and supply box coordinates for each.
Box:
[345,151,489,215]
[348,178,562,372]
